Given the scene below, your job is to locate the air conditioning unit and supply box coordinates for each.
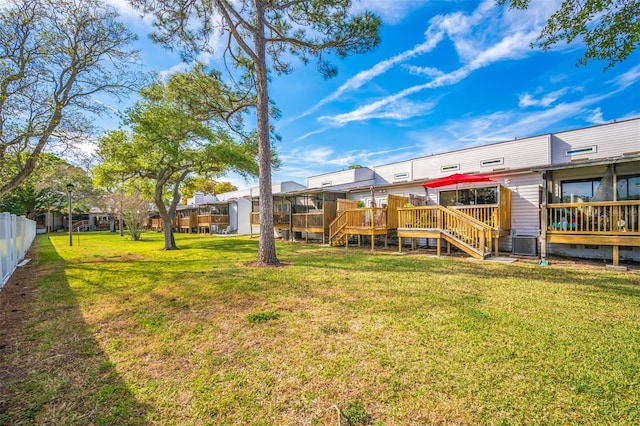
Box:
[512,235,538,256]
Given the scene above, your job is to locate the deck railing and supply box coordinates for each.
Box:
[250,212,290,225]
[197,214,229,225]
[398,206,492,255]
[546,201,640,235]
[343,208,387,229]
[292,211,324,229]
[453,205,499,228]
[179,216,197,228]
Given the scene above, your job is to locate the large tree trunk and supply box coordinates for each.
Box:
[161,215,177,250]
[254,0,278,266]
[154,177,178,250]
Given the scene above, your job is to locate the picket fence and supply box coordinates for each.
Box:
[1,212,36,287]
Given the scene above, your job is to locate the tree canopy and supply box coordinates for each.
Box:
[501,0,640,69]
[94,69,259,250]
[0,154,95,219]
[130,0,381,265]
[0,0,141,198]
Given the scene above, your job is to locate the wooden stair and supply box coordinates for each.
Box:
[397,206,494,259]
[328,211,347,246]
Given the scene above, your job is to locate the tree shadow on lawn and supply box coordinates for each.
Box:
[292,250,640,299]
[0,239,151,425]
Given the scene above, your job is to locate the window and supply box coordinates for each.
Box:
[561,179,600,203]
[441,164,460,172]
[565,146,597,156]
[393,172,409,181]
[439,186,497,207]
[480,158,504,167]
[617,175,640,200]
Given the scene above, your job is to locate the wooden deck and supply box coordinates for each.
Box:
[544,201,640,265]
[197,214,230,233]
[397,206,494,258]
[329,195,408,249]
[291,202,337,243]
[250,212,291,227]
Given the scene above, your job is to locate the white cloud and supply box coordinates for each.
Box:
[104,0,153,27]
[320,98,436,126]
[293,127,331,143]
[316,1,555,127]
[405,65,444,78]
[278,144,414,178]
[443,90,621,145]
[610,64,640,89]
[586,108,606,124]
[518,88,569,108]
[300,30,443,119]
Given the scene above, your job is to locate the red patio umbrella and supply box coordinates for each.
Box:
[422,173,494,204]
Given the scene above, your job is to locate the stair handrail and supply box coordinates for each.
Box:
[398,206,492,256]
[328,210,348,245]
[443,207,492,255]
[71,219,91,231]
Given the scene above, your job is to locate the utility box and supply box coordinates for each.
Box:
[512,235,538,256]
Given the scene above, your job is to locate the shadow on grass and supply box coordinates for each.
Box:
[286,246,640,299]
[0,237,150,425]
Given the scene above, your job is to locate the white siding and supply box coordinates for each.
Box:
[229,198,253,235]
[502,172,543,251]
[307,167,375,189]
[551,118,640,163]
[217,181,305,201]
[373,161,414,185]
[409,135,550,181]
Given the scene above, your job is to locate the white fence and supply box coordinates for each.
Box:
[1,212,36,287]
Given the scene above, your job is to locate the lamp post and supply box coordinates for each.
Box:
[66,183,74,246]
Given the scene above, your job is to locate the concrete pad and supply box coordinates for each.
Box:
[606,264,628,272]
[483,256,518,264]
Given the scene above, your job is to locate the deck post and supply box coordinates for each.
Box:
[613,245,619,266]
[398,236,402,253]
[371,234,374,251]
[436,237,441,256]
[540,171,549,260]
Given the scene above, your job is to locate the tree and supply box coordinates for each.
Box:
[119,189,150,241]
[0,0,141,198]
[129,0,381,265]
[95,70,258,250]
[181,177,239,202]
[213,181,238,195]
[0,154,94,217]
[501,0,640,69]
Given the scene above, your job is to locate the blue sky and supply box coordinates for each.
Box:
[103,0,640,189]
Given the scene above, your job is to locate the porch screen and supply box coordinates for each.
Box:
[439,186,497,207]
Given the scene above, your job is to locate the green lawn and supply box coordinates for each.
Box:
[1,232,639,425]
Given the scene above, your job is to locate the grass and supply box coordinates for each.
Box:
[1,231,639,425]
